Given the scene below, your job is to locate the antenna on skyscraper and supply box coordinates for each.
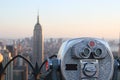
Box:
[37,10,39,23]
[118,32,120,57]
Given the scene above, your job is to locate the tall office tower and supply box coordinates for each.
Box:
[32,14,44,67]
[1,47,13,80]
[13,40,18,66]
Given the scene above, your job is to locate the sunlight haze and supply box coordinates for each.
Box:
[0,0,120,39]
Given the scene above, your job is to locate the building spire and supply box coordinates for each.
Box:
[37,11,39,23]
[118,32,120,57]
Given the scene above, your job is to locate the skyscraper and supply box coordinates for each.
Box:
[32,14,44,67]
[1,47,13,80]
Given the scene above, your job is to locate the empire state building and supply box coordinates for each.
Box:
[32,15,44,67]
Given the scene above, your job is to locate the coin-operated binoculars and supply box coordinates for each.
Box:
[42,38,120,80]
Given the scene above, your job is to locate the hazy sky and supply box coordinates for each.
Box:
[0,0,120,39]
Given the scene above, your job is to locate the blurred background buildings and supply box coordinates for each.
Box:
[0,36,120,80]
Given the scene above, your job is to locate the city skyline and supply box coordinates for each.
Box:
[0,0,120,39]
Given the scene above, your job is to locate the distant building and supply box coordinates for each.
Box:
[13,65,28,80]
[6,45,14,57]
[0,42,4,52]
[1,47,13,80]
[32,14,44,67]
[6,41,18,66]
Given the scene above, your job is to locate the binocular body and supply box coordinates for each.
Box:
[44,38,119,80]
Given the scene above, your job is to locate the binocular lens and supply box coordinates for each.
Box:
[83,48,90,56]
[95,49,102,57]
